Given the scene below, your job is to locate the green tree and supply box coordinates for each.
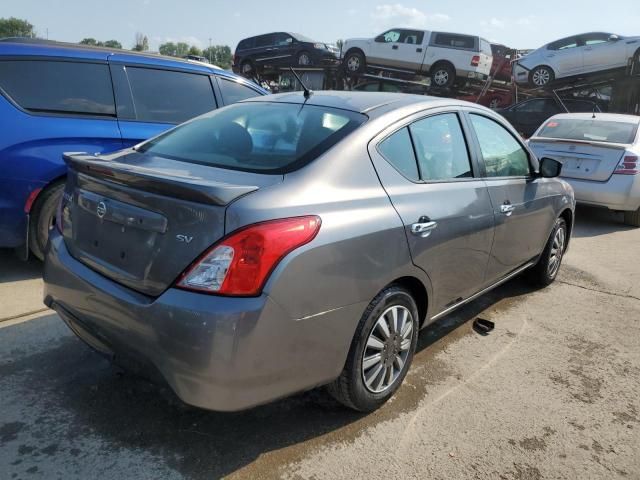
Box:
[175,42,190,57]
[188,45,202,57]
[0,17,35,38]
[103,40,122,49]
[159,42,177,56]
[132,32,148,52]
[79,37,100,46]
[202,45,232,69]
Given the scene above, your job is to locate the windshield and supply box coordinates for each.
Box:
[138,102,367,173]
[291,33,317,43]
[537,118,638,144]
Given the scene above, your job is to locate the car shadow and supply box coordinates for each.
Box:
[572,205,635,238]
[0,248,42,284]
[2,276,539,479]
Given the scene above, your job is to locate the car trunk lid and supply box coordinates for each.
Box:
[528,138,627,181]
[62,150,282,296]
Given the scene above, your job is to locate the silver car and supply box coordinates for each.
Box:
[514,32,640,88]
[43,92,575,412]
[528,113,640,226]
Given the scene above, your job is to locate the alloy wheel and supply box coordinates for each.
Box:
[298,53,311,66]
[346,55,360,72]
[433,69,449,86]
[361,305,414,393]
[548,226,566,277]
[532,68,551,86]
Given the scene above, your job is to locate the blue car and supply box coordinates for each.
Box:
[0,38,268,259]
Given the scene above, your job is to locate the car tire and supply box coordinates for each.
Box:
[297,51,313,67]
[240,60,254,77]
[344,50,365,75]
[529,65,554,88]
[327,284,419,412]
[29,182,64,261]
[623,208,640,227]
[430,62,455,88]
[527,217,567,286]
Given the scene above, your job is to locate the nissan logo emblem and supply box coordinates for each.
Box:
[96,201,107,219]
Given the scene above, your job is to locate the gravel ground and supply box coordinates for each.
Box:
[0,206,638,480]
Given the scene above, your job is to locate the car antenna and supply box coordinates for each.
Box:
[289,67,313,99]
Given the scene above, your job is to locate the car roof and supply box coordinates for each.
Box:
[242,90,471,114]
[0,38,250,83]
[549,112,640,124]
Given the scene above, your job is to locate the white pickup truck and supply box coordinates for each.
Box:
[342,29,493,88]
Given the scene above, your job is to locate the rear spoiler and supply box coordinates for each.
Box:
[63,152,259,206]
[527,138,629,150]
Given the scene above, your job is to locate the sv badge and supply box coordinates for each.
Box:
[176,234,194,244]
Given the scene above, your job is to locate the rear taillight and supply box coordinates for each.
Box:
[176,216,321,296]
[614,155,639,175]
[471,55,480,67]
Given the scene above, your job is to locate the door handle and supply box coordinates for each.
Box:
[411,218,438,237]
[500,203,515,216]
[392,45,398,50]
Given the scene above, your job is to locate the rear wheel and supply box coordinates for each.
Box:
[623,208,640,227]
[527,217,567,286]
[328,285,419,412]
[430,62,455,88]
[529,65,554,87]
[29,182,64,261]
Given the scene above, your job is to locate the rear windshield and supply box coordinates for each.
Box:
[138,102,366,173]
[537,118,638,144]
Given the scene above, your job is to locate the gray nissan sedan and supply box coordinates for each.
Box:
[43,92,575,412]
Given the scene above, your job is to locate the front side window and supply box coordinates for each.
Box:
[379,30,401,43]
[470,114,530,177]
[137,102,366,174]
[273,33,294,46]
[409,113,472,181]
[378,127,419,180]
[218,78,262,105]
[549,37,580,50]
[582,33,610,46]
[126,67,216,123]
[0,60,115,116]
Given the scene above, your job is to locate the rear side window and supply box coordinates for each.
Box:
[409,113,472,181]
[137,102,366,174]
[537,118,638,144]
[218,78,261,105]
[433,33,475,50]
[378,128,420,180]
[470,114,530,177]
[126,67,216,123]
[0,60,115,116]
[237,38,254,50]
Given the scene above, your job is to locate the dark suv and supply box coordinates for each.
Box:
[233,32,340,76]
[0,39,267,259]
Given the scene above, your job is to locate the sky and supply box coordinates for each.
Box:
[3,0,640,51]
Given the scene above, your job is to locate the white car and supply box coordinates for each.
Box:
[514,32,640,88]
[342,29,492,88]
[528,113,640,226]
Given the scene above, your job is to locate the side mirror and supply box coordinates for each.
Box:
[539,157,562,178]
[608,34,619,42]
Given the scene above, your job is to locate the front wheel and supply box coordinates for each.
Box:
[297,51,313,66]
[529,65,554,87]
[344,50,365,74]
[328,285,419,412]
[527,217,567,286]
